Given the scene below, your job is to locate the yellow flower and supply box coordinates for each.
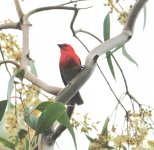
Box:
[118,10,129,25]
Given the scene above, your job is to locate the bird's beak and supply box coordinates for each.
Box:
[57,44,64,48]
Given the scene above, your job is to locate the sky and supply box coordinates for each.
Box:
[0,0,154,149]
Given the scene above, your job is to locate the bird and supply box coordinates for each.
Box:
[58,43,84,105]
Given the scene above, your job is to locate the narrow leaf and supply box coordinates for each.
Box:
[36,102,65,134]
[24,107,38,130]
[7,69,25,102]
[0,100,7,121]
[29,59,38,76]
[101,117,110,135]
[103,13,110,41]
[58,112,77,150]
[106,52,116,79]
[122,46,138,67]
[103,13,115,79]
[143,5,146,31]
[86,134,95,142]
[0,137,15,149]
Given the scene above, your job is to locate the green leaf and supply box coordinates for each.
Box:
[122,46,138,67]
[0,100,7,121]
[143,5,146,31]
[35,101,53,112]
[29,59,38,76]
[0,136,15,149]
[86,134,95,142]
[106,52,116,79]
[101,117,110,135]
[36,102,66,134]
[7,69,25,102]
[103,13,110,41]
[15,69,25,81]
[24,107,38,130]
[103,13,115,79]
[58,112,77,150]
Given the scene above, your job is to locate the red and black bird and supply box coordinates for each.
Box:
[58,43,83,105]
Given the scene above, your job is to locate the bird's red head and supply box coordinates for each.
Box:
[58,43,75,53]
[58,43,81,65]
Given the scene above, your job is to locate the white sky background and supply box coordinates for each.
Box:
[0,0,154,149]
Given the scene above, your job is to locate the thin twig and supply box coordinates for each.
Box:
[61,0,90,6]
[112,55,129,92]
[0,59,20,68]
[24,6,90,21]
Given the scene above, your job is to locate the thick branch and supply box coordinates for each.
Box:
[20,24,30,67]
[0,22,20,30]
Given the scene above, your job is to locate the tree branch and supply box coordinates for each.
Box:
[24,6,89,21]
[0,60,20,68]
[20,24,31,67]
[0,60,62,95]
[0,22,20,30]
[14,0,24,19]
[24,68,62,95]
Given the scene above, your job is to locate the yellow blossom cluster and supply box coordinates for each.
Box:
[104,0,133,25]
[87,107,154,150]
[72,113,100,134]
[4,110,18,137]
[110,108,154,149]
[0,32,21,61]
[3,83,42,148]
[17,84,41,114]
